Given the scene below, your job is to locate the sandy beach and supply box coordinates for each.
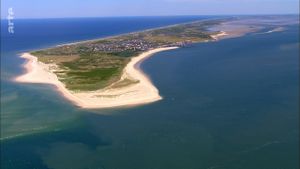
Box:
[211,31,229,40]
[15,47,178,109]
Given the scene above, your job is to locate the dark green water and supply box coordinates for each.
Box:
[1,20,299,168]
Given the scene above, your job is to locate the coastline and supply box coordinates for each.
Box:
[15,47,178,109]
[13,31,230,109]
[211,31,228,40]
[13,21,255,110]
[11,17,295,110]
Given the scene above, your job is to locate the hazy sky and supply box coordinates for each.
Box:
[1,0,299,19]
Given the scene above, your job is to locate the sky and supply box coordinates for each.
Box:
[1,0,299,19]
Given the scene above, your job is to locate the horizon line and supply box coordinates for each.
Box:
[1,13,299,20]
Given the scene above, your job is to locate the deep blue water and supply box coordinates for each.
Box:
[1,17,299,169]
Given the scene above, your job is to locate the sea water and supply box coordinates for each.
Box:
[1,16,299,169]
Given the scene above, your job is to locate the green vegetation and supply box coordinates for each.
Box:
[32,19,223,91]
[59,67,121,91]
[55,53,129,91]
[109,78,140,89]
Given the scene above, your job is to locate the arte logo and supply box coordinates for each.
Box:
[7,8,14,34]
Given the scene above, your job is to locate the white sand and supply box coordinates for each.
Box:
[211,31,228,40]
[15,47,178,109]
[211,21,263,40]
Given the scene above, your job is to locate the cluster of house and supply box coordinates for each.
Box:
[75,36,195,54]
[85,39,157,52]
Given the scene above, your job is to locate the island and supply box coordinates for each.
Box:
[15,16,295,108]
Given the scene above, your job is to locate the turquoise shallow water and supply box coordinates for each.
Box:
[1,17,299,169]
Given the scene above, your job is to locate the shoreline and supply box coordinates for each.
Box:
[53,17,225,48]
[13,22,255,110]
[15,47,178,109]
[211,31,228,40]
